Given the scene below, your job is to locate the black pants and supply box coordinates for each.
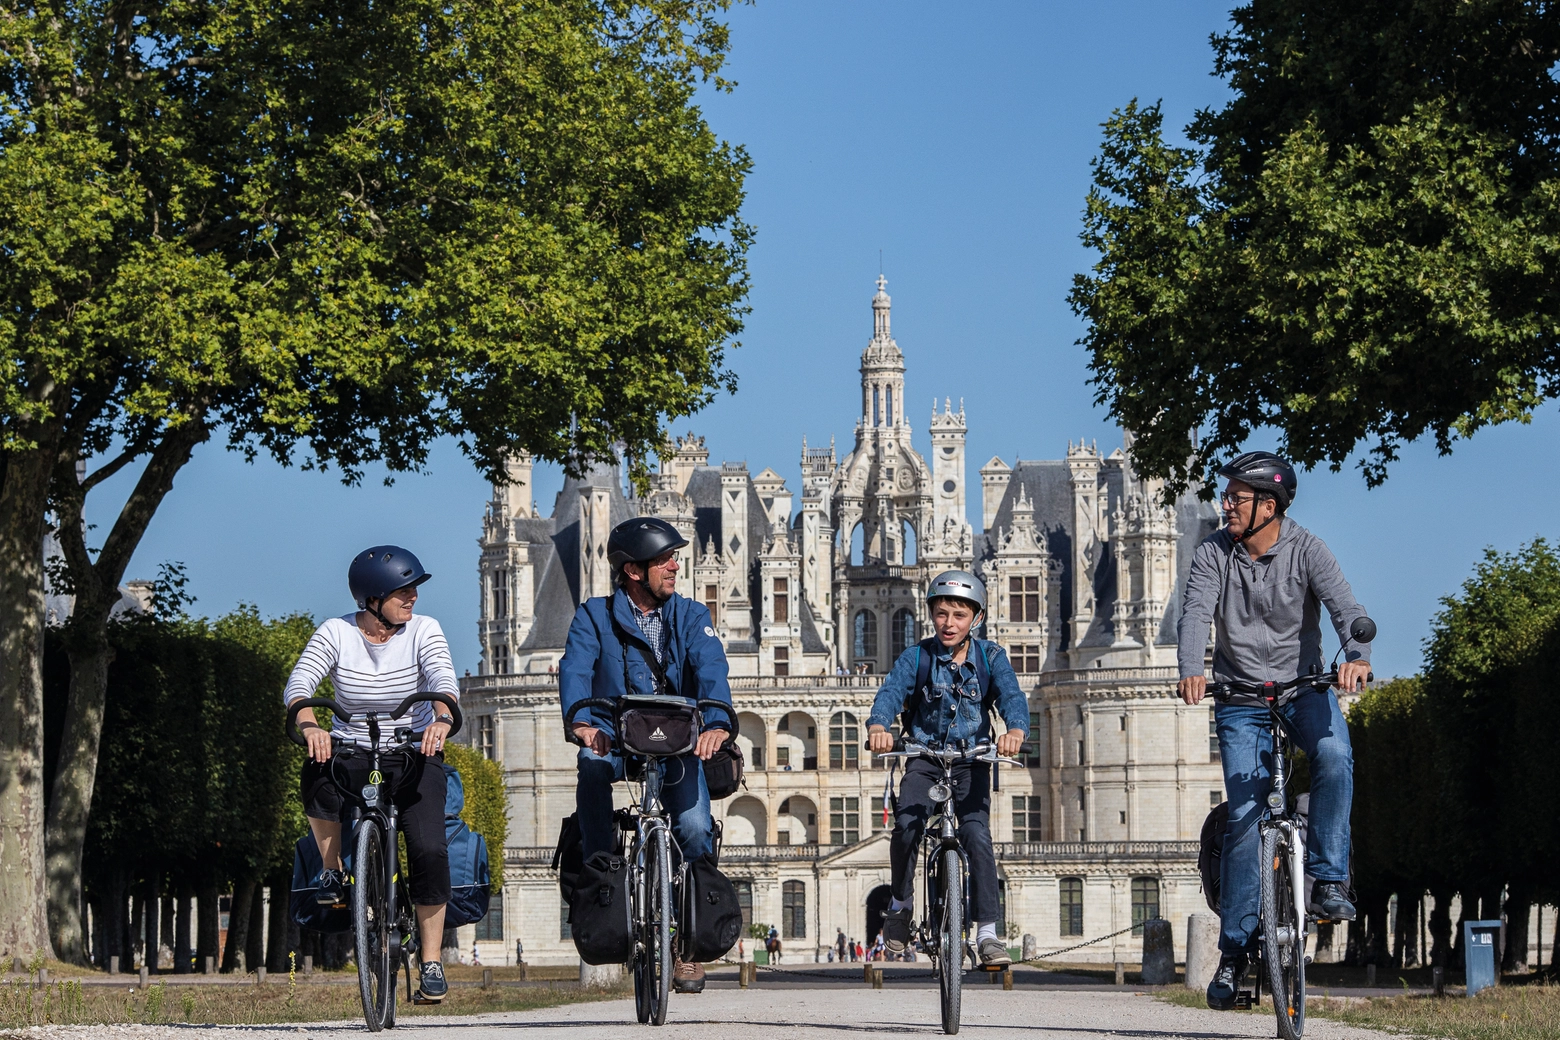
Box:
[890,757,1000,922]
[301,747,449,906]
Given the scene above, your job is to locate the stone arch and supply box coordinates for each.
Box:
[854,608,878,666]
[865,884,892,948]
[778,794,819,844]
[849,521,865,566]
[890,607,917,660]
[901,518,917,565]
[724,795,767,846]
[736,711,766,771]
[775,710,818,770]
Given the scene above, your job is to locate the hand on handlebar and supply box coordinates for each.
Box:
[572,723,612,756]
[866,725,895,754]
[421,720,451,757]
[300,710,333,763]
[1179,675,1207,706]
[695,729,726,761]
[1336,660,1371,694]
[995,728,1026,757]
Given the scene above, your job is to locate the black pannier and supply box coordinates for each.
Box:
[569,851,633,964]
[703,740,745,799]
[680,856,743,963]
[553,813,585,906]
[616,695,699,757]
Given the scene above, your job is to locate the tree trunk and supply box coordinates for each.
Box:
[1429,886,1454,967]
[144,876,161,974]
[0,433,62,963]
[129,889,144,969]
[45,416,210,962]
[174,887,192,974]
[196,884,219,971]
[223,880,254,973]
[245,882,265,972]
[159,889,173,969]
[1503,888,1529,974]
[266,872,291,973]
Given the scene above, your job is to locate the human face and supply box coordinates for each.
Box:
[1220,479,1274,539]
[929,598,977,648]
[373,584,419,625]
[624,549,679,602]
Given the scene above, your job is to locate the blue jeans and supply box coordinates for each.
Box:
[1215,688,1353,955]
[576,747,714,862]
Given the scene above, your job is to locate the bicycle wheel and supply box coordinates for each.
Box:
[633,833,652,1024]
[354,820,395,1031]
[937,848,964,1035]
[647,827,672,1025]
[1260,826,1306,1040]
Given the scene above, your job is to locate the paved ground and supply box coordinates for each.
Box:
[9,968,1402,1040]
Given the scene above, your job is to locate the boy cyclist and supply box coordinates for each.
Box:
[866,570,1030,968]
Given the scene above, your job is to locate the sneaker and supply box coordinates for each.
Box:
[1206,953,1247,1011]
[415,960,448,1004]
[882,908,912,955]
[1308,881,1357,921]
[672,957,705,994]
[314,868,348,906]
[978,937,1012,968]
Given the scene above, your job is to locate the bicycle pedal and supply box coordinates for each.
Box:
[1234,990,1255,1010]
[412,992,444,1006]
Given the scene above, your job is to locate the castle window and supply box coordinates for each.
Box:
[734,880,753,927]
[492,644,510,675]
[782,881,806,938]
[829,796,859,844]
[476,715,495,759]
[871,796,887,832]
[828,712,859,770]
[1020,711,1042,766]
[773,577,789,623]
[1009,644,1041,673]
[704,583,718,624]
[1210,707,1220,760]
[1059,878,1084,936]
[1009,576,1040,622]
[475,892,503,940]
[886,386,894,424]
[774,645,789,677]
[873,387,880,426]
[1012,795,1043,842]
[890,608,916,659]
[493,568,510,619]
[853,609,878,661]
[1131,877,1161,935]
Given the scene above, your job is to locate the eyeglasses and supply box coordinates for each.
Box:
[1220,492,1257,506]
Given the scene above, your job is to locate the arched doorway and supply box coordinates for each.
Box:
[866,884,892,947]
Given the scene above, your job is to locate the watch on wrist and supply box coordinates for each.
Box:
[435,712,454,725]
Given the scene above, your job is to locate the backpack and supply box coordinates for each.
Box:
[289,826,355,934]
[680,856,743,963]
[569,851,633,964]
[904,637,997,733]
[442,764,493,926]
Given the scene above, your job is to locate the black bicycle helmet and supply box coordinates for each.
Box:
[1218,451,1298,509]
[606,516,689,571]
[349,545,432,612]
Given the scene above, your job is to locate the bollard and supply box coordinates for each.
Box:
[1433,966,1445,998]
[1114,961,1125,986]
[738,962,749,989]
[303,955,314,976]
[871,967,883,989]
[1185,912,1221,992]
[256,967,266,985]
[579,961,622,989]
[37,968,49,988]
[863,962,874,983]
[1022,933,1038,962]
[482,967,493,990]
[108,955,120,976]
[1002,968,1013,991]
[1365,963,1376,987]
[1141,919,1174,985]
[516,961,527,981]
[138,966,148,988]
[204,956,215,975]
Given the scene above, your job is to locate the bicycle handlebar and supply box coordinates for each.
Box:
[873,740,1023,768]
[1207,669,1373,706]
[562,696,739,748]
[285,691,463,747]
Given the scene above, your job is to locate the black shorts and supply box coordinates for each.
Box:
[300,746,449,907]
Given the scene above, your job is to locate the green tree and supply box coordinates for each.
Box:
[1,0,750,962]
[1070,1,1560,497]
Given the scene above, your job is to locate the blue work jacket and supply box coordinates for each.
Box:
[867,638,1029,747]
[558,591,734,738]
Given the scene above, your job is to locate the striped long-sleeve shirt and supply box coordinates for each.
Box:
[283,614,460,746]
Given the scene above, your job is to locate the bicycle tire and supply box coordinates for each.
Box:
[354,820,395,1031]
[1261,826,1305,1040]
[938,847,964,1035]
[648,827,672,1025]
[633,832,651,1025]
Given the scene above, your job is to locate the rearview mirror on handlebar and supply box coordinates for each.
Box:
[1350,616,1377,644]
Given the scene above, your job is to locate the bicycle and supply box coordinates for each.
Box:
[286,691,463,1032]
[874,738,1021,1035]
[1206,615,1374,1040]
[564,693,736,1027]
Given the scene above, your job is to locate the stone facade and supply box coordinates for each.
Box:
[459,279,1225,965]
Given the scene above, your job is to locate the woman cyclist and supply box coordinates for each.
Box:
[284,545,460,1004]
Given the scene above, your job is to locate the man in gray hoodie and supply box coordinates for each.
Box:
[1176,452,1372,1011]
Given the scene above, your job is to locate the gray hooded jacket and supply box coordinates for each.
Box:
[1175,518,1369,683]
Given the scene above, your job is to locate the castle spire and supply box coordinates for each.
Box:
[872,274,891,341]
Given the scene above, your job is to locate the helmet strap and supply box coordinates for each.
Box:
[364,598,405,632]
[1234,493,1279,545]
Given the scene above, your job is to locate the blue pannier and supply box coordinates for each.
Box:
[289,824,354,934]
[442,764,493,927]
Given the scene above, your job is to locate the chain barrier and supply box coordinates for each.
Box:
[1020,925,1137,963]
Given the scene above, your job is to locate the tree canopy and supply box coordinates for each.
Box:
[1071,0,1560,497]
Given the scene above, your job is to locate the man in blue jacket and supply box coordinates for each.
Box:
[558,515,734,992]
[866,570,1030,968]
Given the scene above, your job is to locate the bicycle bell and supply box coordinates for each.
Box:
[930,781,953,804]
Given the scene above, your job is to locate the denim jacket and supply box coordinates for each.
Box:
[867,638,1029,747]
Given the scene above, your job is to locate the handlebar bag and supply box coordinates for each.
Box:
[617,700,698,757]
[570,851,633,964]
[703,740,745,799]
[680,855,743,963]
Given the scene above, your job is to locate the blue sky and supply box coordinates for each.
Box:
[86,0,1560,677]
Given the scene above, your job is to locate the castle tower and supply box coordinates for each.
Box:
[980,456,1011,535]
[478,454,537,674]
[860,276,905,429]
[987,484,1051,675]
[1065,439,1102,656]
[720,462,753,641]
[799,437,836,648]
